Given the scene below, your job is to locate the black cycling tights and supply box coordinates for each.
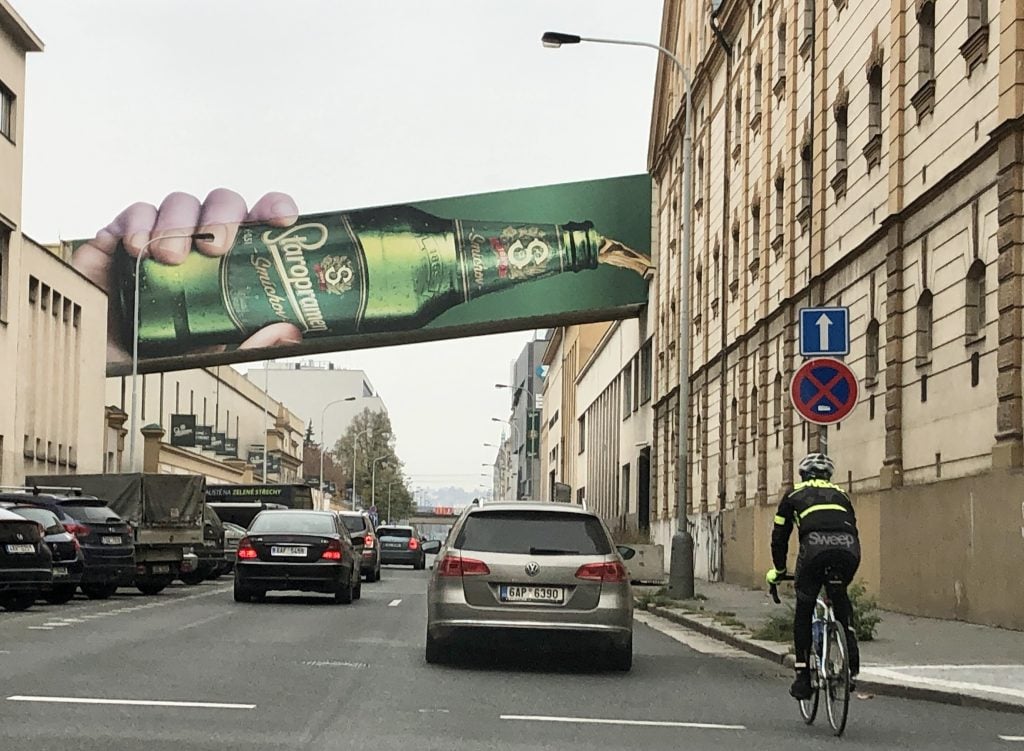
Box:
[793,585,859,675]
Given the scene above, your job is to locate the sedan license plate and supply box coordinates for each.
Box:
[5,543,34,554]
[499,585,565,604]
[101,536,122,545]
[151,564,170,574]
[53,566,68,577]
[271,546,307,557]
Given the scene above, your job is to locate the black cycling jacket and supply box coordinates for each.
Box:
[771,479,858,571]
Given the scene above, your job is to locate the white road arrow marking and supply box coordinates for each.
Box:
[816,313,832,351]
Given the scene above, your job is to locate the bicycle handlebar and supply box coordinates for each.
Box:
[768,573,795,604]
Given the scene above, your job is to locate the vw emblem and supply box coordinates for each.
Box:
[525,561,540,577]
[15,532,23,541]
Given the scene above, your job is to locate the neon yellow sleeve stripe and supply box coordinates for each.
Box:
[798,503,849,519]
[773,515,787,525]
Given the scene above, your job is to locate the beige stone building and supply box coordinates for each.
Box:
[0,3,108,485]
[104,366,305,487]
[647,0,1024,626]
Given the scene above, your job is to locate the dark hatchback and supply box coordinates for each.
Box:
[377,525,426,569]
[0,507,51,611]
[3,504,84,604]
[234,510,362,604]
[337,511,381,582]
[0,491,135,600]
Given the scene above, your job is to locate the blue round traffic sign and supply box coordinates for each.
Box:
[790,358,858,425]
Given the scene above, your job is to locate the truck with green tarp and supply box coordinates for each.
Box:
[27,473,204,595]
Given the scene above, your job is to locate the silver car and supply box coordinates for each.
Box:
[424,501,633,670]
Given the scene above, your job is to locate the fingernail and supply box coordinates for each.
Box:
[126,232,149,254]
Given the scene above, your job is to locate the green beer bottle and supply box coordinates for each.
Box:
[114,204,648,357]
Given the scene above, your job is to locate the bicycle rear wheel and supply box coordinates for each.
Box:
[824,622,851,736]
[798,677,819,725]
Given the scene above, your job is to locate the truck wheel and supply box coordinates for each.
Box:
[81,583,117,600]
[136,576,172,596]
[44,585,77,605]
[180,571,205,586]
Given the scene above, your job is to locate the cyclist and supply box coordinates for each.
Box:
[765,452,861,700]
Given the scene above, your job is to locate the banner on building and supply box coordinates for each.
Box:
[209,432,226,453]
[247,446,264,466]
[526,409,541,459]
[223,438,238,457]
[195,425,212,447]
[169,414,196,447]
[70,174,653,376]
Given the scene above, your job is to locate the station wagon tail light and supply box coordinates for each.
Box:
[437,555,489,577]
[575,562,628,582]
[408,537,420,551]
[321,539,343,560]
[364,534,375,549]
[236,538,258,560]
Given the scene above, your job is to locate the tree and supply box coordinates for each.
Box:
[304,420,315,447]
[302,443,347,492]
[334,408,413,519]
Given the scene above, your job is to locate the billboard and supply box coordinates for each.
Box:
[67,175,652,376]
[169,414,196,447]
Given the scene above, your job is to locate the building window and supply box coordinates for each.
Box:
[802,0,814,53]
[965,259,986,338]
[578,415,586,453]
[962,0,990,72]
[971,352,981,387]
[753,63,763,119]
[640,339,653,404]
[622,463,631,514]
[773,372,783,428]
[800,141,812,221]
[750,386,758,458]
[773,174,784,249]
[776,20,787,86]
[696,412,702,455]
[869,393,876,420]
[866,319,880,382]
[751,200,761,263]
[576,487,586,507]
[0,83,14,142]
[730,220,741,296]
[920,373,929,402]
[622,363,633,419]
[865,63,883,169]
[731,397,739,458]
[916,290,933,366]
[912,1,937,120]
[833,91,849,199]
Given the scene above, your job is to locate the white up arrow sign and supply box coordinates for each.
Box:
[816,314,832,352]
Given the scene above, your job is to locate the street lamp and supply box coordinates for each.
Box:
[542,30,695,597]
[351,427,389,511]
[370,455,388,510]
[127,231,215,470]
[318,397,357,496]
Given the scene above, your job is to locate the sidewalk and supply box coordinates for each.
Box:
[634,580,1024,714]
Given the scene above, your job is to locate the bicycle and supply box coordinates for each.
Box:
[769,571,852,737]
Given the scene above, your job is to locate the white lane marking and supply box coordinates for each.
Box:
[42,622,72,627]
[419,709,450,714]
[7,695,255,710]
[863,668,1024,700]
[388,599,402,607]
[1000,736,1024,742]
[634,612,749,657]
[870,664,1024,671]
[60,618,84,623]
[302,660,368,668]
[500,714,745,730]
[27,626,53,631]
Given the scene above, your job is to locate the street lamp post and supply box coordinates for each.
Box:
[371,455,388,510]
[318,397,357,497]
[542,30,694,597]
[127,231,215,470]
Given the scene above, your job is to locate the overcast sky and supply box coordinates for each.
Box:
[16,0,662,493]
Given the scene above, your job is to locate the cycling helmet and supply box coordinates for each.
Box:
[798,453,835,480]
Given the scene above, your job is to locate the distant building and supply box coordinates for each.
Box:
[245,361,388,451]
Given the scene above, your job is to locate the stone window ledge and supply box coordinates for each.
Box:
[960,24,989,75]
[863,133,882,171]
[771,233,784,257]
[750,111,762,134]
[911,78,936,123]
[773,75,787,101]
[831,168,848,200]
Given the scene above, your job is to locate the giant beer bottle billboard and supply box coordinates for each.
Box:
[66,174,652,375]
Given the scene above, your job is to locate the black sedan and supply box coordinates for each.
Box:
[234,510,362,604]
[5,505,84,604]
[0,507,52,611]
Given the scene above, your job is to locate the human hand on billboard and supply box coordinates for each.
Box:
[72,189,304,364]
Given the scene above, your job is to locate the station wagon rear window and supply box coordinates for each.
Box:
[455,511,611,556]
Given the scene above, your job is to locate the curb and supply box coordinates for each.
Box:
[639,602,1024,715]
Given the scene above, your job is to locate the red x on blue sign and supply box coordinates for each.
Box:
[790,357,859,425]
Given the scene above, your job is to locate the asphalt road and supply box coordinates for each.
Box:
[1,567,1022,750]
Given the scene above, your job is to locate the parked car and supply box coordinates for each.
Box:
[3,504,84,604]
[219,522,246,576]
[377,524,426,569]
[0,490,135,600]
[0,507,52,611]
[182,505,226,585]
[425,501,634,670]
[337,511,381,582]
[233,510,362,604]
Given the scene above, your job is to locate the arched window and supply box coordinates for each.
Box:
[966,259,986,337]
[866,319,881,381]
[916,290,933,365]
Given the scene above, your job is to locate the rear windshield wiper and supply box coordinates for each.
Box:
[529,547,580,556]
